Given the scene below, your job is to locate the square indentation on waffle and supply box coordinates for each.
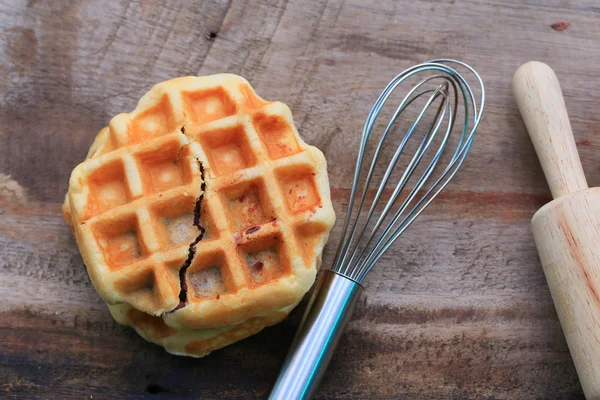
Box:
[87,158,132,219]
[128,95,178,144]
[114,263,155,296]
[114,255,182,312]
[92,213,148,270]
[135,137,193,195]
[276,164,320,214]
[197,124,256,176]
[239,235,288,285]
[151,194,199,250]
[220,178,274,231]
[186,250,231,300]
[253,112,301,159]
[182,87,237,126]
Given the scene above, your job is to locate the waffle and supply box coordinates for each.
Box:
[108,302,297,357]
[64,74,335,334]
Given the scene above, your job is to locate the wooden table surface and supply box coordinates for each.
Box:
[1,0,599,398]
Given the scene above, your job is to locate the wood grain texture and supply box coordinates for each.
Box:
[532,189,600,399]
[1,0,599,398]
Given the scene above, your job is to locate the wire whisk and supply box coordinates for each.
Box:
[270,59,485,400]
[335,59,484,283]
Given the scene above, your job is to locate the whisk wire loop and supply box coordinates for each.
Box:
[340,83,452,277]
[333,77,447,275]
[354,86,457,280]
[331,59,485,283]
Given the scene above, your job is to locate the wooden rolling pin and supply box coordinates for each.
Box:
[513,61,600,399]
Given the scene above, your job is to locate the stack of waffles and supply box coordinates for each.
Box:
[63,75,335,357]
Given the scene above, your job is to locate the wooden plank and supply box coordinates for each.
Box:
[1,0,598,398]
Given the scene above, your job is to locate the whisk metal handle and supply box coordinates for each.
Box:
[269,270,362,400]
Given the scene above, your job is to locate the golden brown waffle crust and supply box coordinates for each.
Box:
[108,301,297,358]
[64,74,335,331]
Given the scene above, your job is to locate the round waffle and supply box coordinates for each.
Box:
[64,74,335,341]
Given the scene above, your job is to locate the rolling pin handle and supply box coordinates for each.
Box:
[513,61,588,198]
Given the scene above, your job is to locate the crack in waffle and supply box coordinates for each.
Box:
[64,74,335,344]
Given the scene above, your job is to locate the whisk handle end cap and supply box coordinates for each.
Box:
[269,270,362,400]
[513,61,587,199]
